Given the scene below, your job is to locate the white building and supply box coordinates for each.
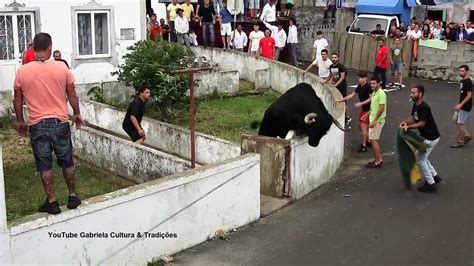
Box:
[0,0,147,115]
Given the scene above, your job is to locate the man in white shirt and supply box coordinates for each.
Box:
[230,24,248,51]
[303,49,332,80]
[466,20,473,34]
[263,21,286,60]
[248,23,265,55]
[312,31,329,62]
[260,0,277,23]
[175,8,190,48]
[409,24,422,40]
[286,18,298,66]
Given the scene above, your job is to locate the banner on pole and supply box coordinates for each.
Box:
[336,0,343,9]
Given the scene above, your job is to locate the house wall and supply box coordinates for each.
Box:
[0,152,261,265]
[69,100,241,165]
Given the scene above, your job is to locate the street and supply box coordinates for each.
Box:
[172,72,474,266]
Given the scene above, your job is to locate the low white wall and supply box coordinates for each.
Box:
[70,100,241,165]
[0,147,12,263]
[1,153,260,265]
[289,129,345,200]
[0,91,11,117]
[196,70,240,98]
[72,127,191,184]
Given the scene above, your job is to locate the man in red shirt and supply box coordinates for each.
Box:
[22,42,35,65]
[374,38,389,89]
[258,29,276,60]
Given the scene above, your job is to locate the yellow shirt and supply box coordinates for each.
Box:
[181,3,194,20]
[167,3,181,21]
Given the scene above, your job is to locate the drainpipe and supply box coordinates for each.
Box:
[0,147,12,264]
[284,144,292,198]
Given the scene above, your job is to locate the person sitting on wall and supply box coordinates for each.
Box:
[53,50,70,69]
[122,86,151,145]
[369,24,385,38]
[464,31,474,44]
[323,0,336,24]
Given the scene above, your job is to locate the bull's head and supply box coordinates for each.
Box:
[304,113,345,147]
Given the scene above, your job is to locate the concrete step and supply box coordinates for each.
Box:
[260,195,292,218]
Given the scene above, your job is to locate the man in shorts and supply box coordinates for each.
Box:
[249,0,259,18]
[14,32,85,215]
[367,76,387,168]
[219,1,233,50]
[122,86,151,144]
[388,37,405,89]
[337,70,372,153]
[451,65,472,148]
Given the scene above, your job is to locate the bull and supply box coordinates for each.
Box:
[253,83,345,147]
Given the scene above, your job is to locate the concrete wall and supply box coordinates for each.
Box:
[1,153,261,265]
[0,91,12,117]
[72,127,191,184]
[410,42,474,81]
[195,70,240,98]
[70,100,241,165]
[75,81,135,105]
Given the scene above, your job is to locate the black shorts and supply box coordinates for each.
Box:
[123,126,142,142]
[337,85,347,98]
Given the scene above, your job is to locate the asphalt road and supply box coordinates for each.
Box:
[172,72,474,266]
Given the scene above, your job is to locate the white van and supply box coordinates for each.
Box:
[346,14,400,37]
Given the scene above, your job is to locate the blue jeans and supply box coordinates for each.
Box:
[416,137,439,185]
[29,118,74,171]
[202,22,215,47]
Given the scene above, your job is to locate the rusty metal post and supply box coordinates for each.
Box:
[171,66,213,168]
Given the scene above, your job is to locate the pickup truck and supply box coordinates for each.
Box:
[346,14,400,38]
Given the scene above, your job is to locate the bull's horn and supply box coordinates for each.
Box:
[304,113,317,124]
[332,117,346,131]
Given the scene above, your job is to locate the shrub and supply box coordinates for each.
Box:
[112,40,208,121]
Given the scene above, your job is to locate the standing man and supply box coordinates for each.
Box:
[230,24,248,51]
[258,29,276,60]
[219,1,233,50]
[199,0,216,47]
[167,0,181,42]
[303,49,332,80]
[312,31,329,62]
[263,21,285,60]
[248,23,264,55]
[53,50,70,69]
[147,13,163,41]
[14,32,84,214]
[367,76,387,168]
[160,18,170,42]
[122,86,151,145]
[388,37,405,89]
[324,52,351,125]
[175,8,191,48]
[286,18,298,66]
[400,84,441,192]
[323,0,336,24]
[260,0,277,23]
[374,38,389,90]
[181,0,195,21]
[451,65,472,148]
[337,70,372,153]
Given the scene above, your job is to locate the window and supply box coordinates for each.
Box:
[350,18,388,34]
[76,11,110,56]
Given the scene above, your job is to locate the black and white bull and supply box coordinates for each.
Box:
[256,83,345,147]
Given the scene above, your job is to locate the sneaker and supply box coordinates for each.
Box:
[417,182,437,193]
[366,161,383,168]
[67,195,82,209]
[397,84,403,90]
[433,175,442,184]
[389,82,395,87]
[38,199,61,215]
[450,142,464,148]
[357,144,367,153]
[345,116,352,125]
[464,135,473,144]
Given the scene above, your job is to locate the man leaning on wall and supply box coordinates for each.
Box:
[13,32,85,215]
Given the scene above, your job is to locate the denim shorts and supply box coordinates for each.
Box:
[453,110,470,124]
[390,62,403,73]
[29,118,74,171]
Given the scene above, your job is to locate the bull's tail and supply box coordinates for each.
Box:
[250,120,261,129]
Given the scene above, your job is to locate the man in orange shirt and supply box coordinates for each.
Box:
[14,32,85,215]
[147,13,162,41]
[258,29,276,60]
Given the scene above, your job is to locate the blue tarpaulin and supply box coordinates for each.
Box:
[406,0,417,7]
[356,0,403,14]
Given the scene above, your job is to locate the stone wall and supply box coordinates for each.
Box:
[410,42,474,81]
[0,91,12,117]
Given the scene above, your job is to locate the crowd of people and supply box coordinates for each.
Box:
[370,16,474,44]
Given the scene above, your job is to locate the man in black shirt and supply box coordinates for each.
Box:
[400,84,441,193]
[451,65,473,148]
[369,24,385,38]
[53,50,70,69]
[324,52,351,125]
[198,0,216,47]
[337,70,372,152]
[122,86,151,144]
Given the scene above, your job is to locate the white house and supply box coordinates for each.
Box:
[0,0,147,115]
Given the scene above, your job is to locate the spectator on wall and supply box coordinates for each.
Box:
[160,18,170,41]
[432,21,444,40]
[456,24,469,41]
[399,22,406,35]
[466,21,473,34]
[444,22,457,41]
[198,0,216,47]
[167,0,181,42]
[230,24,248,51]
[147,13,163,41]
[464,31,474,44]
[218,1,233,50]
[421,24,433,40]
[323,0,336,24]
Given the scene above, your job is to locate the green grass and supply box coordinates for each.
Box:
[1,125,133,221]
[147,91,279,143]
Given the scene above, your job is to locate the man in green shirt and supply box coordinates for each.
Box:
[368,76,387,168]
[388,37,405,89]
